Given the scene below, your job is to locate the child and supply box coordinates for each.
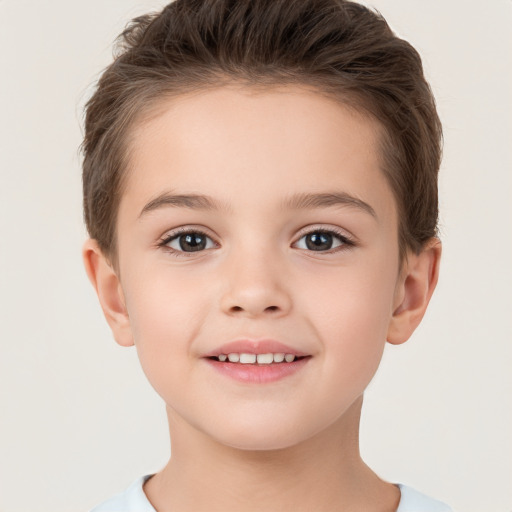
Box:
[82,0,451,510]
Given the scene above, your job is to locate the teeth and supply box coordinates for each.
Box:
[239,353,256,364]
[256,353,273,364]
[218,353,297,364]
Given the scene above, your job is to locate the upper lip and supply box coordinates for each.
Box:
[203,339,311,358]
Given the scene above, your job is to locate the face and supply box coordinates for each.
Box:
[113,85,403,450]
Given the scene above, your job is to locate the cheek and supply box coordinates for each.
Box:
[124,257,205,334]
[299,260,396,376]
[122,269,205,394]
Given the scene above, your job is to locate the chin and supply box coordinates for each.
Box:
[207,419,314,452]
[222,435,303,452]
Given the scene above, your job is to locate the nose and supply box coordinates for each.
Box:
[219,246,292,319]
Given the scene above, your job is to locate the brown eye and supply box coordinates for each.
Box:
[164,230,215,253]
[179,233,207,251]
[294,229,353,252]
[305,232,334,251]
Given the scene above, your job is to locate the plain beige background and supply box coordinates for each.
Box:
[0,1,511,511]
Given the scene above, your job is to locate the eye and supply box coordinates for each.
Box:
[294,228,354,253]
[159,228,216,256]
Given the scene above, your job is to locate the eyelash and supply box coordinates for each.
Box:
[157,226,355,258]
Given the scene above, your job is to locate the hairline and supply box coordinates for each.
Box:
[102,78,410,271]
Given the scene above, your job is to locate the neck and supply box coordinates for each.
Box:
[143,395,399,512]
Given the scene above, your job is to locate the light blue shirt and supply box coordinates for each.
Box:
[89,474,453,511]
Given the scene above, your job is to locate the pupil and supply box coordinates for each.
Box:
[306,232,332,251]
[180,233,206,252]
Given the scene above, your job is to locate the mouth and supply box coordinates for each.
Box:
[202,339,312,383]
[207,353,309,364]
[203,352,312,384]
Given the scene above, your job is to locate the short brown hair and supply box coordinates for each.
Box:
[82,0,442,264]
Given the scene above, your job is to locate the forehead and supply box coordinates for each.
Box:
[120,84,396,224]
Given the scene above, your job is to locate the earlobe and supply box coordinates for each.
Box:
[387,238,442,345]
[82,239,134,347]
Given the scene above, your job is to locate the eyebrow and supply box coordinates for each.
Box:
[139,192,233,217]
[138,190,376,219]
[281,191,376,218]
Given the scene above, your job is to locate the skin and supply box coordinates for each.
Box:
[84,84,441,512]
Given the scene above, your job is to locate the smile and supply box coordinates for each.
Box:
[212,352,302,364]
[204,354,312,384]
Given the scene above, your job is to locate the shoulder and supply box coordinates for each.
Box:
[88,475,156,512]
[396,484,453,512]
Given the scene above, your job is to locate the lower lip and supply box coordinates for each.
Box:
[203,357,312,384]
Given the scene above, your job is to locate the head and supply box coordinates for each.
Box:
[82,0,442,268]
[82,0,442,451]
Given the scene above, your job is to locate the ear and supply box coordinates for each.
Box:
[387,238,442,345]
[82,239,134,347]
